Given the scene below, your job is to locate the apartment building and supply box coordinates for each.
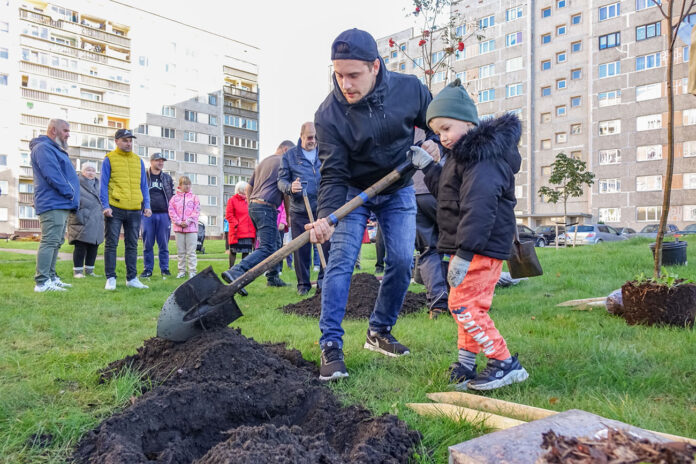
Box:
[0,0,260,238]
[376,0,696,230]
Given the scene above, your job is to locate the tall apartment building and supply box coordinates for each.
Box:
[376,0,696,230]
[0,0,260,237]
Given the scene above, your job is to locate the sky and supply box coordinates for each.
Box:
[140,0,418,157]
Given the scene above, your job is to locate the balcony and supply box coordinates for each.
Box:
[20,61,79,82]
[223,85,258,101]
[21,87,129,116]
[223,105,258,119]
[20,35,130,68]
[19,219,40,231]
[19,167,33,178]
[224,145,258,158]
[19,193,34,204]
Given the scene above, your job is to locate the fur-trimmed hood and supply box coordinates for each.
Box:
[449,113,522,174]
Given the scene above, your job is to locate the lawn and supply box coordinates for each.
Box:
[1,237,695,463]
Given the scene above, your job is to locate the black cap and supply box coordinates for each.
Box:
[150,152,166,161]
[115,129,136,139]
[331,28,379,62]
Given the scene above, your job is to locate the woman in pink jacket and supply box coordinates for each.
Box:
[168,176,200,278]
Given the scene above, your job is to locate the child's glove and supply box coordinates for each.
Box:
[447,255,471,288]
[409,145,434,170]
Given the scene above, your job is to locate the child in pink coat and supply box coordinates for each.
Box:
[168,176,200,278]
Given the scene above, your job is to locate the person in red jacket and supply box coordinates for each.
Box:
[225,181,255,268]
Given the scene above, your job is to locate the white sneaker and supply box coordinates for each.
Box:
[188,272,197,278]
[105,277,117,290]
[74,273,85,279]
[34,281,66,292]
[126,278,149,289]
[52,277,72,288]
[177,272,186,278]
[313,266,320,272]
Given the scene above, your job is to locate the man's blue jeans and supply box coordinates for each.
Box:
[104,206,141,280]
[229,202,279,281]
[319,185,416,349]
[142,212,171,273]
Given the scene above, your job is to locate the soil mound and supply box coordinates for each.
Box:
[74,328,420,463]
[282,273,427,319]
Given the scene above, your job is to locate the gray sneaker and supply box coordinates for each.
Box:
[34,281,66,292]
[126,278,149,289]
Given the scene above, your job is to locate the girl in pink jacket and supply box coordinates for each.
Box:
[168,176,200,278]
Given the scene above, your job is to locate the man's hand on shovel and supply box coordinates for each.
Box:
[306,217,334,244]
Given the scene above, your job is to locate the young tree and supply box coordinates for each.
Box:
[652,0,696,278]
[537,153,595,246]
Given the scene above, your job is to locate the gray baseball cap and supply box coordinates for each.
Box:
[150,152,166,161]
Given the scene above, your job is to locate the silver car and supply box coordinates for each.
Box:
[636,224,679,239]
[559,224,628,245]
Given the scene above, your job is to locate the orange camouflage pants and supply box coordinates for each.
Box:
[448,254,511,361]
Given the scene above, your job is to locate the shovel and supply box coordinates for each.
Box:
[157,158,416,342]
[302,183,327,269]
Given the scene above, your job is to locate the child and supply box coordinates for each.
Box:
[168,176,200,278]
[416,78,528,391]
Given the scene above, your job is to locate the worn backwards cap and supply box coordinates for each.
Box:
[426,78,479,126]
[331,28,379,61]
[114,128,136,139]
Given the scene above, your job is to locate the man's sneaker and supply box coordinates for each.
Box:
[467,354,528,391]
[177,272,186,278]
[126,278,149,289]
[449,362,478,390]
[52,277,72,288]
[105,277,117,291]
[140,270,153,279]
[161,270,171,279]
[364,329,410,357]
[34,281,66,292]
[267,276,288,287]
[319,344,349,381]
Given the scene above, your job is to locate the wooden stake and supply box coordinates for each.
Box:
[555,297,606,307]
[426,392,555,422]
[406,403,525,431]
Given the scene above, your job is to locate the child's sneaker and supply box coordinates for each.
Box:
[449,361,477,390]
[467,354,528,391]
[176,272,186,279]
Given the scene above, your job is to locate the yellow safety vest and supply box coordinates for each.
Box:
[105,148,143,210]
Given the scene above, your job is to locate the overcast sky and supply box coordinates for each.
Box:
[149,0,418,157]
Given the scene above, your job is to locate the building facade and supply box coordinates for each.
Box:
[376,0,696,231]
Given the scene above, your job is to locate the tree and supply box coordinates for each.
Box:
[652,0,696,279]
[537,153,595,246]
[389,0,483,90]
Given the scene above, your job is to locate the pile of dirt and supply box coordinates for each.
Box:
[74,327,421,463]
[621,281,696,327]
[282,273,427,319]
[537,428,696,464]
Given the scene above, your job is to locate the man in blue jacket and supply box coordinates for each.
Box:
[306,29,440,381]
[277,122,330,296]
[30,119,80,292]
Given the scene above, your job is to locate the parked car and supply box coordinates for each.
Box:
[679,224,696,235]
[558,224,628,245]
[517,224,548,247]
[615,227,637,239]
[535,225,565,246]
[636,224,679,239]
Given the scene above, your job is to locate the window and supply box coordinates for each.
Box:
[684,141,696,157]
[0,21,8,32]
[557,78,567,89]
[209,135,218,145]
[557,0,566,7]
[541,60,551,70]
[599,32,620,50]
[599,208,621,223]
[636,52,661,71]
[207,216,217,226]
[599,149,621,164]
[400,63,406,70]
[636,114,662,131]
[479,63,495,78]
[571,41,582,53]
[208,94,217,105]
[599,179,621,193]
[391,50,397,59]
[556,132,567,144]
[224,115,258,131]
[479,40,495,54]
[455,71,466,81]
[637,175,662,191]
[506,56,523,72]
[637,145,662,161]
[455,25,466,37]
[0,74,7,86]
[683,108,696,125]
[0,208,7,222]
[636,0,661,11]
[0,47,7,59]
[431,50,445,63]
[556,51,566,63]
[208,176,217,186]
[541,112,552,123]
[162,106,175,117]
[541,165,552,176]
[684,173,696,189]
[571,96,582,107]
[184,131,197,142]
[685,205,696,221]
[161,127,175,138]
[599,60,621,78]
[598,89,621,106]
[412,57,423,68]
[637,206,661,221]
[185,110,197,122]
[556,25,566,36]
[636,21,661,41]
[506,83,524,98]
[571,13,582,24]
[506,6,523,21]
[541,33,551,44]
[571,123,582,134]
[635,83,661,101]
[137,146,147,157]
[478,88,495,103]
[599,119,621,135]
[19,206,36,219]
[542,7,551,17]
[599,2,621,20]
[541,139,551,150]
[541,86,551,97]
[0,180,7,194]
[0,155,6,165]
[571,68,582,80]
[479,15,495,29]
[161,149,175,160]
[506,31,523,47]
[81,90,102,101]
[184,152,197,163]
[432,71,446,83]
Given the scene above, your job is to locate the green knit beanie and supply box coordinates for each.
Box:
[426,78,479,127]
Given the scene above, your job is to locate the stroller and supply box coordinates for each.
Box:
[196,221,206,254]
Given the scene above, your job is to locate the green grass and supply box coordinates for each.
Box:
[1,237,695,463]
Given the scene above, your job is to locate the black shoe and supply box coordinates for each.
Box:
[221,269,241,284]
[297,288,310,296]
[374,266,384,274]
[467,354,529,391]
[319,343,349,381]
[364,329,410,357]
[449,362,478,390]
[267,276,288,287]
[355,263,362,270]
[161,270,171,278]
[140,270,153,278]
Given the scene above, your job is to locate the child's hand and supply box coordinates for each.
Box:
[447,255,471,288]
[409,145,434,170]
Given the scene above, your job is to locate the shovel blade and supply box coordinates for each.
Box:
[157,266,243,342]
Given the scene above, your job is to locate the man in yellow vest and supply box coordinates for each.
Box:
[100,129,152,290]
